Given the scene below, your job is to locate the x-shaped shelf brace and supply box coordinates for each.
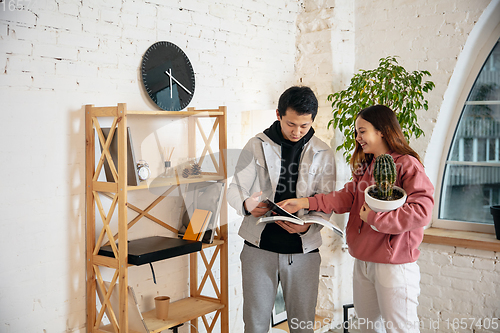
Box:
[93,191,119,256]
[195,117,222,175]
[93,117,119,183]
[94,267,119,331]
[101,184,180,247]
[194,233,224,333]
[201,308,222,333]
[197,244,222,298]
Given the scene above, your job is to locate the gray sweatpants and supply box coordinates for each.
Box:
[240,243,321,333]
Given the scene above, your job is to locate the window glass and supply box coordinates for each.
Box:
[440,39,500,224]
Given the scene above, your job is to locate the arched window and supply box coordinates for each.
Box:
[440,39,500,226]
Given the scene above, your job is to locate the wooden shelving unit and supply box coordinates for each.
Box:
[85,104,228,333]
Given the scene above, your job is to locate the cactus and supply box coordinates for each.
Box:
[373,154,397,200]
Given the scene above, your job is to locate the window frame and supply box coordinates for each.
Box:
[426,1,500,233]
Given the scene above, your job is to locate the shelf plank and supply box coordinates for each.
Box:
[142,297,224,333]
[202,239,224,249]
[91,106,120,117]
[97,326,142,333]
[93,181,119,193]
[128,175,225,191]
[92,254,120,268]
[93,175,225,192]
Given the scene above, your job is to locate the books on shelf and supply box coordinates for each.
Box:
[257,198,344,238]
[178,181,225,244]
[183,209,213,241]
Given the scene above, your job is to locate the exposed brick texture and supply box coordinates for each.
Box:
[0,0,498,332]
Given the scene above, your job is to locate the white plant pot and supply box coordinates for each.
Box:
[364,185,407,213]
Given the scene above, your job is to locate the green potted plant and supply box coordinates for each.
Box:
[327,56,435,163]
[365,154,407,213]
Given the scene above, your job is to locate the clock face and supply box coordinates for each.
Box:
[141,41,195,111]
[137,163,150,181]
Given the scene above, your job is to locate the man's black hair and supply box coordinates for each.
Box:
[277,86,318,120]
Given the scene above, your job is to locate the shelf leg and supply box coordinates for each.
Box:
[169,323,183,333]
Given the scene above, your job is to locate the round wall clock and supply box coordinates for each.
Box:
[141,41,195,111]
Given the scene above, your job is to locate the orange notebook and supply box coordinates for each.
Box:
[182,209,212,241]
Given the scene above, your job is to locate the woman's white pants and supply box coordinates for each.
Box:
[353,259,421,333]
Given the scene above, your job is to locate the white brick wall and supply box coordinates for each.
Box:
[355,0,491,157]
[295,0,357,325]
[305,0,496,331]
[418,244,499,333]
[0,0,497,332]
[0,1,299,332]
[343,2,498,333]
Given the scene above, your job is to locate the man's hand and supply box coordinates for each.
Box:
[278,197,309,214]
[244,191,270,217]
[276,221,312,234]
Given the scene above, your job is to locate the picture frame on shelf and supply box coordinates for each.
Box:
[98,127,140,186]
[272,281,287,326]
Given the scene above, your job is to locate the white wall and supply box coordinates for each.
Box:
[354,1,499,332]
[355,0,492,157]
[419,243,499,332]
[0,1,300,332]
[1,0,499,332]
[296,0,499,328]
[295,0,356,325]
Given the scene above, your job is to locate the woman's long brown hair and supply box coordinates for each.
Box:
[350,105,422,175]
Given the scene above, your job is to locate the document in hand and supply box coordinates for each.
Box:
[257,199,344,238]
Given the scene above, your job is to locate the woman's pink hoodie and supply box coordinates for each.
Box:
[308,152,434,264]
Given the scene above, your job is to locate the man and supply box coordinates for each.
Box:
[227,86,336,333]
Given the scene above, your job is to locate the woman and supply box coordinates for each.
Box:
[281,105,434,333]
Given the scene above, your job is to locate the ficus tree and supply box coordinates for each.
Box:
[327,56,435,162]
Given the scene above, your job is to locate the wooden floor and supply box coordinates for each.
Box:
[272,315,332,333]
[271,316,361,333]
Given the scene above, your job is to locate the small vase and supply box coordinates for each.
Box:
[489,205,500,240]
[160,161,175,178]
[154,296,170,320]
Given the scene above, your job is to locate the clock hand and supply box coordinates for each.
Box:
[168,68,173,98]
[164,70,193,95]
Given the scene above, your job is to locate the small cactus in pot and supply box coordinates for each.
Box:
[365,154,407,213]
[373,154,397,200]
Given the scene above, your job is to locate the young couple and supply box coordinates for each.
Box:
[227,86,434,333]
